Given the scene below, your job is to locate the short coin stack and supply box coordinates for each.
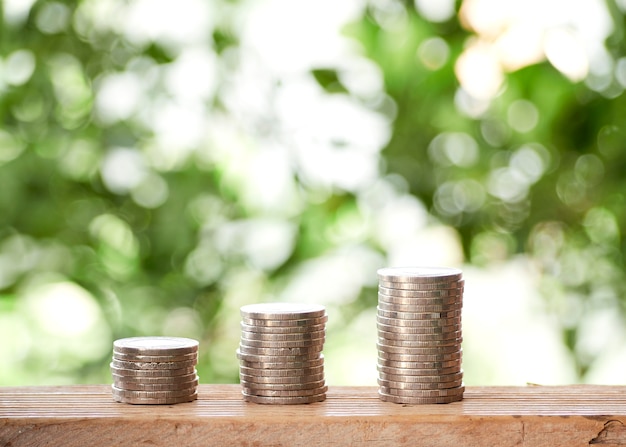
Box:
[237,303,327,404]
[376,267,464,404]
[111,336,199,405]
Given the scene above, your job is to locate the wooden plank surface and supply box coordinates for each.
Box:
[1,385,626,446]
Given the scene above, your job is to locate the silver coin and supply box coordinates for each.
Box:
[240,330,325,342]
[111,358,197,370]
[240,303,326,320]
[241,322,327,334]
[378,357,461,369]
[113,378,199,391]
[112,351,198,363]
[241,315,328,327]
[113,337,198,356]
[377,326,461,338]
[378,390,462,404]
[239,356,325,370]
[240,379,326,391]
[242,392,326,405]
[378,297,462,311]
[377,364,461,376]
[379,385,465,398]
[378,371,464,384]
[377,378,464,390]
[110,364,197,377]
[238,338,325,349]
[111,385,197,398]
[378,287,463,299]
[377,308,463,322]
[237,345,323,356]
[377,309,462,320]
[111,372,199,384]
[242,385,328,398]
[376,321,462,333]
[239,365,325,377]
[377,350,462,362]
[377,315,462,328]
[112,392,198,405]
[377,267,463,283]
[377,296,462,309]
[377,325,461,338]
[376,321,461,341]
[376,342,462,355]
[379,280,464,291]
[236,349,322,363]
[239,372,325,384]
[377,336,462,347]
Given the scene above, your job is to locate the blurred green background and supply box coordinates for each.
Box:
[2,0,626,386]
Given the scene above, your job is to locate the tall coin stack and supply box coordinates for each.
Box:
[111,336,199,405]
[237,303,328,404]
[376,267,464,404]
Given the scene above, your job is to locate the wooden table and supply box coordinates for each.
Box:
[1,385,625,446]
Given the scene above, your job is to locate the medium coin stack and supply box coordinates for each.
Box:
[237,303,327,404]
[111,336,199,405]
[376,267,464,404]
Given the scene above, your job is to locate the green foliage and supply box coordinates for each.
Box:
[2,0,626,385]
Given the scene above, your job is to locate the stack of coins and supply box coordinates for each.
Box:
[111,336,199,405]
[376,267,464,404]
[237,303,327,404]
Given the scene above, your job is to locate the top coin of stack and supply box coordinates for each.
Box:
[111,336,199,405]
[237,303,328,405]
[376,267,464,404]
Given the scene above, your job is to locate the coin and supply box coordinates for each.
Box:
[377,364,461,376]
[239,372,325,384]
[377,350,462,362]
[241,315,328,327]
[240,330,325,342]
[377,326,462,339]
[110,364,197,377]
[240,303,326,320]
[241,322,327,334]
[377,309,462,320]
[112,392,198,405]
[377,267,463,283]
[238,338,325,349]
[378,357,461,369]
[378,287,463,299]
[239,357,325,370]
[242,386,328,398]
[377,378,463,390]
[111,359,198,370]
[378,371,464,383]
[238,345,323,356]
[111,372,199,384]
[378,390,463,404]
[113,378,199,391]
[376,342,461,355]
[378,334,461,345]
[240,379,326,391]
[113,337,199,356]
[379,385,465,397]
[377,308,463,321]
[377,302,462,314]
[112,352,198,363]
[242,392,326,405]
[236,349,322,362]
[379,280,463,291]
[111,385,197,398]
[239,365,325,377]
[376,315,461,334]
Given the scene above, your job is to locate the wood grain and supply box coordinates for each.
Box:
[1,385,625,446]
